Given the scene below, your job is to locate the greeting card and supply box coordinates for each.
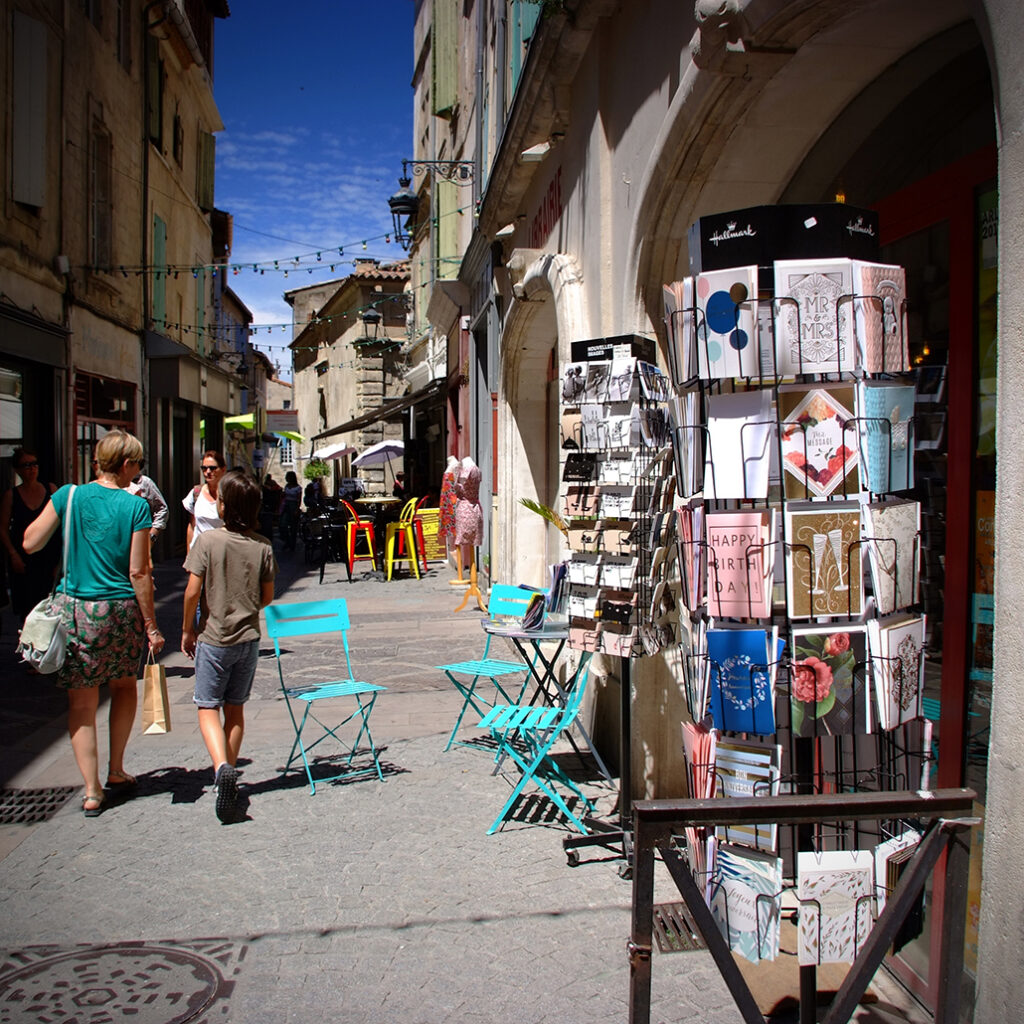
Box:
[861,500,920,614]
[778,384,859,499]
[785,503,863,618]
[561,362,589,405]
[670,390,703,498]
[663,279,696,386]
[790,625,870,737]
[797,850,874,965]
[706,627,784,735]
[714,739,782,853]
[867,613,926,730]
[695,265,760,379]
[852,261,909,373]
[773,258,856,375]
[704,388,774,500]
[705,509,776,619]
[874,829,922,919]
[584,361,612,403]
[856,381,915,493]
[711,844,783,963]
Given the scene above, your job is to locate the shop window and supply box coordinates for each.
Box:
[74,372,136,482]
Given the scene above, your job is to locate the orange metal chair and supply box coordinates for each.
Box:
[339,499,377,573]
[384,497,422,580]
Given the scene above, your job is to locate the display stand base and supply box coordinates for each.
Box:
[454,551,486,613]
[448,579,471,587]
[563,823,634,879]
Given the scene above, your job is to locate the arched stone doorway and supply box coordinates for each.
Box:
[497,252,590,586]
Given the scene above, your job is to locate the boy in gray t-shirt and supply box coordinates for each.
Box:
[183,470,276,822]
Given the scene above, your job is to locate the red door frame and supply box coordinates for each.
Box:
[873,142,996,1006]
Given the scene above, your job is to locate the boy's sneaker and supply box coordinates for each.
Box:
[214,764,239,823]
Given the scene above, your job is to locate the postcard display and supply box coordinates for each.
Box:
[656,206,931,970]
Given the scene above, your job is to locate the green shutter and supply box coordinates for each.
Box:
[197,131,215,211]
[194,267,206,355]
[432,0,457,118]
[152,215,167,328]
[436,179,459,280]
[509,0,541,96]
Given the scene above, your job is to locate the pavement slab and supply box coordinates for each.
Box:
[0,546,929,1022]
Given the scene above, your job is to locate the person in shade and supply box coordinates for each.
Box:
[181,470,276,823]
[182,450,226,552]
[0,448,61,627]
[23,431,164,817]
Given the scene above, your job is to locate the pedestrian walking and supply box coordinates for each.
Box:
[181,469,276,823]
[182,450,226,551]
[127,466,169,543]
[22,430,164,817]
[279,470,302,551]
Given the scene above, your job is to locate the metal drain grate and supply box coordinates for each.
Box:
[0,787,79,825]
[652,901,707,953]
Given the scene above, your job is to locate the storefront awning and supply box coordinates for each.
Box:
[224,413,304,445]
[311,378,445,442]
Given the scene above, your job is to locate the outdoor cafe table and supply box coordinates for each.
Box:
[353,496,402,577]
[480,619,613,783]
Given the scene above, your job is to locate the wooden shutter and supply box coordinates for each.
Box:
[436,179,459,280]
[12,13,47,207]
[152,215,167,328]
[146,37,163,144]
[432,0,457,118]
[197,131,215,211]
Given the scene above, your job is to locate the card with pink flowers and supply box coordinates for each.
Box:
[778,384,859,499]
[789,625,870,737]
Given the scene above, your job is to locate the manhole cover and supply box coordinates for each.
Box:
[0,787,79,825]
[652,901,707,953]
[0,941,240,1023]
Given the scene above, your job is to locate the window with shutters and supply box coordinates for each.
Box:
[89,125,113,269]
[173,111,184,166]
[436,179,460,280]
[507,0,541,104]
[432,0,457,118]
[11,12,47,208]
[197,130,215,211]
[152,215,167,329]
[146,37,164,146]
[116,0,131,70]
[82,0,102,31]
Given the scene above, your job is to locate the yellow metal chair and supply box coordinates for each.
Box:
[384,497,422,580]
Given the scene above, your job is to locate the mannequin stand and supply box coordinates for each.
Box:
[454,547,486,613]
[448,544,470,587]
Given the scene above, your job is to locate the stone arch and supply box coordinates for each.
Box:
[496,251,590,584]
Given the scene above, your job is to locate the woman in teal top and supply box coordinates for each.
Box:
[25,430,165,817]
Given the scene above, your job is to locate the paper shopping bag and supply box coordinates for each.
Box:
[141,658,171,734]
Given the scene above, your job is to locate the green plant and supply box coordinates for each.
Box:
[519,497,568,537]
[304,459,330,482]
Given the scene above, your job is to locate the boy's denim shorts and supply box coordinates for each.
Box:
[193,639,260,709]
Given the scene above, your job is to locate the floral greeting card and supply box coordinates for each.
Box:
[797,850,874,965]
[790,626,870,737]
[785,503,863,618]
[711,844,783,963]
[778,384,859,499]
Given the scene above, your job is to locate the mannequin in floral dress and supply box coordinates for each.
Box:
[438,456,463,583]
[453,456,486,612]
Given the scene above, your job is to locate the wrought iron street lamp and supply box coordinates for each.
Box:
[388,158,474,251]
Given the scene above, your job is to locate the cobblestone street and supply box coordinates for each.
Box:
[0,549,924,1023]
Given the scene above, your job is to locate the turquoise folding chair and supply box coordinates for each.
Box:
[265,599,386,794]
[436,584,542,752]
[476,652,595,835]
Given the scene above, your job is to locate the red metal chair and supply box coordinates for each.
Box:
[339,499,377,573]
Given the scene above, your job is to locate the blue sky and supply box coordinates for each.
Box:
[213,1,415,374]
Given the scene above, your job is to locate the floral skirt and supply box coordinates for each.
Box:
[53,594,144,690]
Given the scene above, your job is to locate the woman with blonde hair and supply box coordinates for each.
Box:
[24,430,164,816]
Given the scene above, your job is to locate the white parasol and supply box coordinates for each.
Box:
[352,439,404,485]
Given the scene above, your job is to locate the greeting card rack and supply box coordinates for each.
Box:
[655,215,936,1015]
[558,344,675,873]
